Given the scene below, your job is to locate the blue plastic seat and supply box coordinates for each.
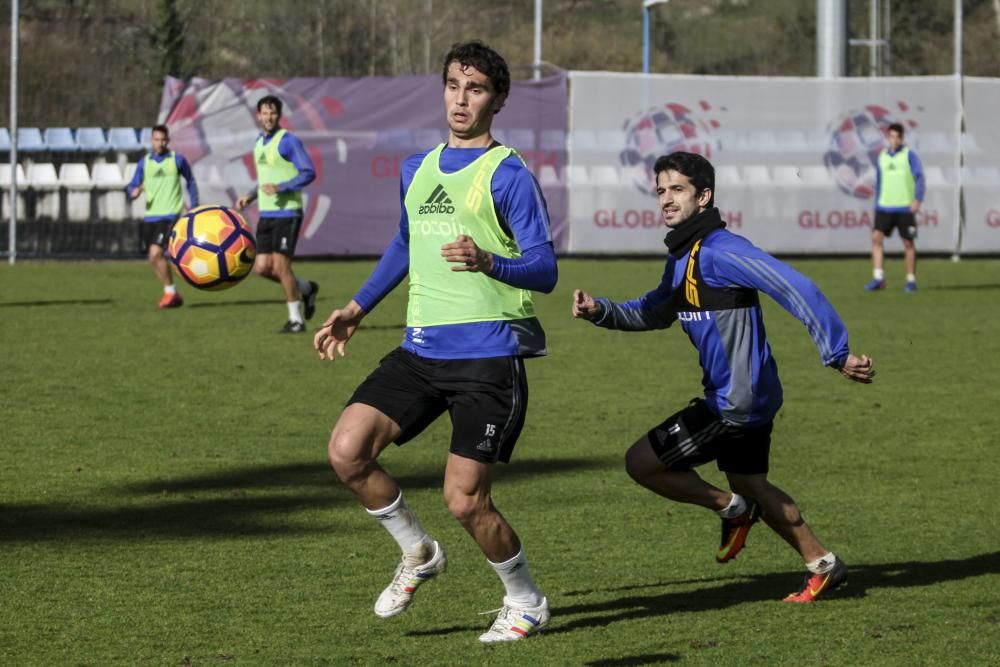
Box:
[16,128,45,152]
[0,128,10,151]
[108,127,142,151]
[43,127,78,152]
[76,127,110,152]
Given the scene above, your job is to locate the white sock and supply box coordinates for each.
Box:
[287,300,304,323]
[296,278,312,296]
[366,492,431,561]
[873,268,885,280]
[806,551,837,574]
[488,548,543,607]
[164,284,177,295]
[717,493,748,518]
[906,273,916,283]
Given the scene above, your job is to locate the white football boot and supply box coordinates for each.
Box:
[478,596,550,643]
[373,540,447,618]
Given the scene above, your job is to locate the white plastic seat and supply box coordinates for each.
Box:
[537,165,561,187]
[26,163,60,219]
[923,166,947,187]
[1,163,28,221]
[748,130,778,153]
[714,165,742,186]
[539,129,565,151]
[741,165,771,185]
[566,165,589,185]
[92,162,128,221]
[124,163,146,219]
[772,166,802,185]
[800,166,830,184]
[969,166,1000,186]
[59,163,94,222]
[590,165,622,186]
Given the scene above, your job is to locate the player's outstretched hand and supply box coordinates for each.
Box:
[839,353,875,384]
[441,234,493,273]
[314,301,365,361]
[572,289,601,320]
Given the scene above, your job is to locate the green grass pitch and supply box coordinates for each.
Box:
[1,256,998,665]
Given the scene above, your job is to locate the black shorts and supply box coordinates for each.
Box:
[348,348,528,464]
[256,214,303,256]
[874,211,917,241]
[138,218,178,252]
[646,398,772,475]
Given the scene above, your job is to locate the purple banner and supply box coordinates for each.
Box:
[158,72,568,255]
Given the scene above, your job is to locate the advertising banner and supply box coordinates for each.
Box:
[960,78,1000,254]
[157,72,569,255]
[567,73,962,254]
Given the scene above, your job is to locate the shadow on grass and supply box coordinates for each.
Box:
[924,283,1000,291]
[0,456,615,543]
[548,551,1000,634]
[405,552,1000,644]
[187,299,282,308]
[0,298,113,307]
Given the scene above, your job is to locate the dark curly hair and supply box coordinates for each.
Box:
[257,95,283,115]
[654,152,715,207]
[441,41,511,102]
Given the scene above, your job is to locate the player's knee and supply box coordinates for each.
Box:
[443,489,483,524]
[254,263,271,278]
[327,432,368,481]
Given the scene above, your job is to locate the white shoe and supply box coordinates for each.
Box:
[373,540,447,618]
[478,596,550,643]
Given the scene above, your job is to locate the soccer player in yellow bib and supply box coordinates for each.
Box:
[236,95,319,333]
[126,124,199,308]
[314,41,557,643]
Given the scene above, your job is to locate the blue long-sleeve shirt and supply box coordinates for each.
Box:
[125,151,199,222]
[592,227,850,427]
[250,131,316,219]
[354,145,558,360]
[874,146,925,213]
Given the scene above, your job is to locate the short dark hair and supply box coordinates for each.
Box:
[151,124,169,136]
[887,122,905,136]
[257,95,283,114]
[653,152,715,207]
[442,40,511,101]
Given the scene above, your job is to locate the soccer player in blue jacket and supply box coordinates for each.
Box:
[572,151,875,603]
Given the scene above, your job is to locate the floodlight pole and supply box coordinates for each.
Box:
[642,0,670,74]
[533,0,543,80]
[8,0,18,265]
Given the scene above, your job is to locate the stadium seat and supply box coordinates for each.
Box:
[748,130,778,153]
[108,127,143,152]
[26,163,60,219]
[570,130,600,152]
[43,127,78,152]
[92,162,128,221]
[0,128,10,151]
[539,129,565,151]
[506,129,536,151]
[778,130,809,152]
[0,163,28,221]
[138,127,154,147]
[741,165,771,185]
[590,165,622,186]
[772,166,802,185]
[969,166,1000,186]
[17,128,45,152]
[800,166,830,184]
[714,165,742,186]
[566,165,589,185]
[59,163,94,222]
[76,127,110,152]
[537,164,562,187]
[124,163,145,219]
[923,166,947,187]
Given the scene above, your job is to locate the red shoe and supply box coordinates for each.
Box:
[716,498,762,563]
[158,292,183,309]
[783,558,848,603]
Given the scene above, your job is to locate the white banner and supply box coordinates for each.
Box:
[567,72,962,254]
[961,78,1000,254]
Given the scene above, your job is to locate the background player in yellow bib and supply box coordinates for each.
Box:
[236,95,319,333]
[126,124,199,308]
[314,41,557,643]
[865,122,925,292]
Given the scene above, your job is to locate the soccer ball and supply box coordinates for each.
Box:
[168,205,256,291]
